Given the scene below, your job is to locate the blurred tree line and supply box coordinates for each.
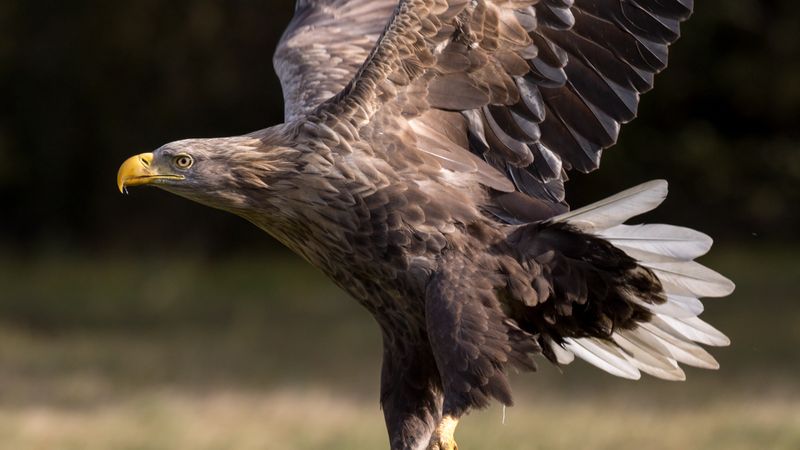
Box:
[0,0,798,256]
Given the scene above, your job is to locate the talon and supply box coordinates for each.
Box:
[427,415,459,450]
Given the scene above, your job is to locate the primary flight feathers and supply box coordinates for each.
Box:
[276,0,695,207]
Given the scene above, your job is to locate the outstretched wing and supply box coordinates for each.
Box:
[274,0,398,121]
[282,0,693,214]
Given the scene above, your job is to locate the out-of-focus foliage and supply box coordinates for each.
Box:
[0,0,797,253]
[0,248,798,449]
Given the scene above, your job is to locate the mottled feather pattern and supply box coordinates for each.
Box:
[257,1,730,449]
[113,1,730,449]
[278,0,693,212]
[427,254,528,414]
[503,221,664,343]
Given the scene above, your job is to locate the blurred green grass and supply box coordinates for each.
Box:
[0,244,798,449]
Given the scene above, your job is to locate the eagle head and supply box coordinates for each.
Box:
[117,131,302,213]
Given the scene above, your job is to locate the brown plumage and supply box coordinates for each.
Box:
[117,1,735,449]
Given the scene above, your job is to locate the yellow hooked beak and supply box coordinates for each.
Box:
[117,152,184,193]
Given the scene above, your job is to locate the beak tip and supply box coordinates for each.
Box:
[117,152,154,195]
[117,174,128,194]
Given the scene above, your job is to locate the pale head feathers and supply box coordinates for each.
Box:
[152,130,303,213]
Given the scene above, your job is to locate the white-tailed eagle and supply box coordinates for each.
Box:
[117,1,734,449]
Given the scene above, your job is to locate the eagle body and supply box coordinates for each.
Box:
[231,127,645,449]
[117,1,735,449]
[238,122,507,349]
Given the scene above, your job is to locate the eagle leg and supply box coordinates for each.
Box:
[425,254,519,448]
[379,334,443,450]
[427,415,459,450]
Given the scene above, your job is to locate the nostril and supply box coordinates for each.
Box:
[140,156,150,167]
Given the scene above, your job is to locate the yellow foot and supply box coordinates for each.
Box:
[427,437,458,450]
[427,415,459,450]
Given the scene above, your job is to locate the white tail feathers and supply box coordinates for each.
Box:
[656,315,731,347]
[641,260,735,298]
[642,294,704,318]
[549,180,734,381]
[613,330,686,381]
[599,224,712,262]
[563,338,641,380]
[551,180,668,232]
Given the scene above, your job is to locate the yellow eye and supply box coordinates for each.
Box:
[174,154,193,169]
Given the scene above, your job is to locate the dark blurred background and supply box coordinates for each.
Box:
[0,1,798,449]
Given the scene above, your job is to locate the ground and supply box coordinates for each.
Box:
[0,244,797,449]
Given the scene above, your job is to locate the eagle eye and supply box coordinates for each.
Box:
[174,154,194,169]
